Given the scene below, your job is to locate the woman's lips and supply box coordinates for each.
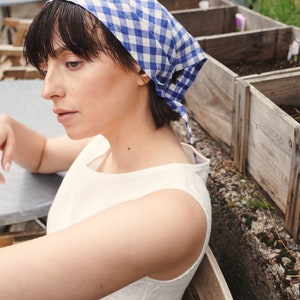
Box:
[53,108,77,124]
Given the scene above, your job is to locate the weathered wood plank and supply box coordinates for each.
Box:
[0,219,46,248]
[0,230,45,247]
[172,7,237,37]
[247,88,297,213]
[0,44,23,56]
[198,27,293,65]
[284,126,300,239]
[183,247,233,300]
[159,0,232,11]
[276,26,295,59]
[159,0,200,10]
[3,65,42,79]
[172,6,286,39]
[185,54,237,153]
[233,78,251,172]
[3,17,32,28]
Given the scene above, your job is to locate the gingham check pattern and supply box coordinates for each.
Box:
[60,0,207,143]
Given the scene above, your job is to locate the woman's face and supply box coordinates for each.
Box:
[40,39,146,140]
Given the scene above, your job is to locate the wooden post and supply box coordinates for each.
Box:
[233,78,250,173]
[285,126,300,239]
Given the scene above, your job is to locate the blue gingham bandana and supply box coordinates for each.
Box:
[50,0,207,143]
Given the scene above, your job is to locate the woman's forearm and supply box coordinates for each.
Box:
[9,116,47,172]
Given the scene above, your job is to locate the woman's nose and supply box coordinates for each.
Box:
[41,63,65,101]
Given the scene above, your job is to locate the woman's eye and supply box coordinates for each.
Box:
[66,61,82,69]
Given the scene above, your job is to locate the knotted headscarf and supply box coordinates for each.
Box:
[50,0,207,143]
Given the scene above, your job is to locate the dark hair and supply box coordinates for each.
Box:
[24,0,180,128]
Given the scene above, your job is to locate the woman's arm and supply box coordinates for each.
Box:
[0,115,90,179]
[0,190,207,299]
[32,134,91,174]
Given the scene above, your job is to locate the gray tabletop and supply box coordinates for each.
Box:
[0,80,65,226]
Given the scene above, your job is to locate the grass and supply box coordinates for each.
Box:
[249,0,300,27]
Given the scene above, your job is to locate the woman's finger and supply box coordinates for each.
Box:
[1,135,15,173]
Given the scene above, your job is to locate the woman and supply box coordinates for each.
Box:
[0,0,211,299]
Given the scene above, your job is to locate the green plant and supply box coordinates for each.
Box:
[256,0,300,27]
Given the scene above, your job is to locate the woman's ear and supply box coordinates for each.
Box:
[137,69,151,86]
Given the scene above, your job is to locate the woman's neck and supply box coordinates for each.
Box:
[98,123,188,174]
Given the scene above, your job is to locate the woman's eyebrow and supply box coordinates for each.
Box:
[52,46,71,57]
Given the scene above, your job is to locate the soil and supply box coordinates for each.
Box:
[280,105,300,122]
[228,59,300,123]
[228,59,300,77]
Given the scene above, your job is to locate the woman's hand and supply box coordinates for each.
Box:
[0,115,15,183]
[0,114,47,180]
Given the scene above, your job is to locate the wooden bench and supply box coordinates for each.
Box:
[183,247,233,300]
[2,64,42,78]
[0,17,43,79]
[0,230,45,247]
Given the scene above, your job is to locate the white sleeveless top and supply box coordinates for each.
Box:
[47,135,211,299]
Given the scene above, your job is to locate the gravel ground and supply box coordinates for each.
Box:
[174,118,300,300]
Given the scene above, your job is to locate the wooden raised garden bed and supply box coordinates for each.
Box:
[185,26,298,154]
[234,69,300,240]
